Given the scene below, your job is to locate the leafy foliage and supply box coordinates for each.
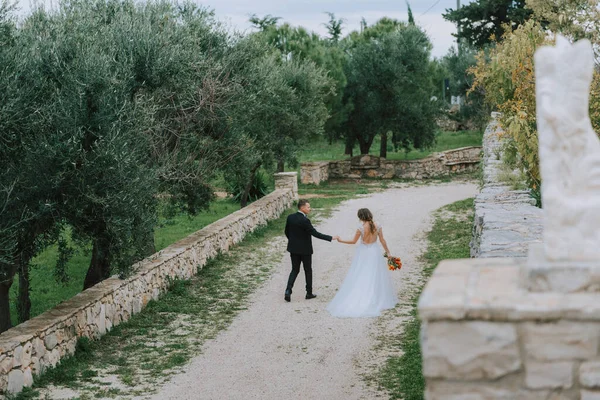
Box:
[226,171,269,203]
[341,22,439,154]
[0,0,333,331]
[443,0,533,48]
[470,19,548,191]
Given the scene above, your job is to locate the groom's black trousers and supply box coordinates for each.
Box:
[286,254,312,295]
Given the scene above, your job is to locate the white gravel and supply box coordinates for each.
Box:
[144,182,477,400]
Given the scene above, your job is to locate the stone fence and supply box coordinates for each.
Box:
[300,146,482,185]
[0,173,298,397]
[470,114,543,258]
[419,115,600,399]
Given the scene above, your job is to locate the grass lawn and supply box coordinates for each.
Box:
[9,200,241,327]
[297,130,483,164]
[378,197,475,400]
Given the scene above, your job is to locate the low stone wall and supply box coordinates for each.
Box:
[419,257,600,400]
[418,116,600,399]
[470,114,543,257]
[300,146,481,185]
[0,173,298,396]
[300,162,329,185]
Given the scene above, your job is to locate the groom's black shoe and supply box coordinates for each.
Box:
[305,293,317,300]
[284,291,291,302]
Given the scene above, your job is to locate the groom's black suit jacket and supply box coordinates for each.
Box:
[285,212,332,255]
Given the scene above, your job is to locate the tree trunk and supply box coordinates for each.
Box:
[83,237,111,290]
[141,228,156,259]
[0,278,13,333]
[240,162,262,208]
[277,159,284,173]
[344,141,353,157]
[17,262,31,323]
[380,132,388,158]
[359,139,372,155]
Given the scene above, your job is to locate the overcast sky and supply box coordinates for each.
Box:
[13,0,475,58]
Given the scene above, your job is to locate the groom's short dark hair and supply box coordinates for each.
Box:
[297,199,309,209]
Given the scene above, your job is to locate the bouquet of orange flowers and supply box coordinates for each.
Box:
[383,253,402,271]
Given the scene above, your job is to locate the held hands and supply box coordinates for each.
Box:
[332,235,340,241]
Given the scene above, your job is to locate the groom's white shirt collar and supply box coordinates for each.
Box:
[298,210,307,217]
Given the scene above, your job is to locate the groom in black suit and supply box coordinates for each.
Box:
[284,199,338,302]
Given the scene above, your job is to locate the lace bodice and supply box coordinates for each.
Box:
[358,223,382,245]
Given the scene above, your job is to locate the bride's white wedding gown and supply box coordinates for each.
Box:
[327,224,398,318]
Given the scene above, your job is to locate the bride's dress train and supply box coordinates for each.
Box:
[327,226,398,318]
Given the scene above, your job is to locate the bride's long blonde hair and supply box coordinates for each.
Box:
[357,208,376,234]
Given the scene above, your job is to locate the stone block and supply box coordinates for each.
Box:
[11,346,22,368]
[424,379,574,400]
[581,362,600,388]
[7,369,23,394]
[582,391,600,400]
[55,328,65,344]
[47,348,60,368]
[21,342,32,368]
[44,334,58,351]
[523,322,599,361]
[30,356,40,375]
[0,373,7,394]
[64,339,76,357]
[98,304,106,335]
[525,361,573,389]
[418,261,471,320]
[23,367,33,387]
[0,355,11,374]
[422,321,521,380]
[132,298,142,314]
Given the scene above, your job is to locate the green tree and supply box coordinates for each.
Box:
[407,1,415,25]
[342,21,438,157]
[250,18,346,165]
[1,0,249,317]
[442,45,478,98]
[249,13,280,31]
[443,0,533,48]
[224,37,332,206]
[0,2,68,331]
[324,12,344,43]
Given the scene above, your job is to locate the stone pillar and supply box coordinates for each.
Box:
[418,257,600,400]
[300,162,330,185]
[274,172,298,201]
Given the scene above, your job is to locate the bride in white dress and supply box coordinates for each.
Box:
[327,208,398,318]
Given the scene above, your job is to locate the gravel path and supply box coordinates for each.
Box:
[146,182,477,400]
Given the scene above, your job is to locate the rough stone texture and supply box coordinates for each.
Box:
[419,110,600,398]
[425,378,577,400]
[535,37,600,262]
[299,146,481,184]
[470,116,543,258]
[419,256,600,398]
[274,172,298,201]
[581,362,600,388]
[582,390,600,400]
[523,322,599,361]
[300,161,329,185]
[0,176,296,396]
[43,334,57,351]
[525,242,600,293]
[525,361,574,389]
[6,369,23,394]
[422,321,521,380]
[22,368,32,387]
